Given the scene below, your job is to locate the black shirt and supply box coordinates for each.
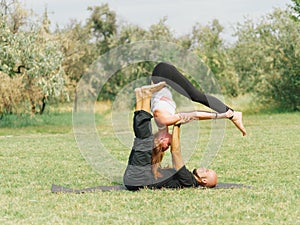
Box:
[148,165,200,189]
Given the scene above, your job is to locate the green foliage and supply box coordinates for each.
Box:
[87,4,117,54]
[0,8,68,115]
[0,112,71,128]
[232,9,300,110]
[147,17,175,41]
[191,20,239,96]
[0,1,299,113]
[290,0,300,21]
[96,17,176,101]
[55,21,96,85]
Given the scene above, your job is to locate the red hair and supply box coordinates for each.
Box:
[151,132,165,179]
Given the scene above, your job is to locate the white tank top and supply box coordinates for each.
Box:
[151,87,176,115]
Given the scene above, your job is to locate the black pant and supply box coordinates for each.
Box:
[151,62,232,113]
[124,110,154,190]
[133,110,153,139]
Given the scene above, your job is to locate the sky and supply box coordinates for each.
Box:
[19,0,291,41]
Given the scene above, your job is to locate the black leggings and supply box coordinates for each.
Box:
[151,62,232,113]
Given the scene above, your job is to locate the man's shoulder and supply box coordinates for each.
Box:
[176,166,199,187]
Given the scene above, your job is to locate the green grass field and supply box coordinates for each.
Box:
[0,110,299,224]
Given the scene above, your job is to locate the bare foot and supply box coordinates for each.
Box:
[134,88,142,98]
[141,81,166,95]
[231,111,247,136]
[225,109,234,119]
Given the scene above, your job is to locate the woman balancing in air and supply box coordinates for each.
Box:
[150,62,247,140]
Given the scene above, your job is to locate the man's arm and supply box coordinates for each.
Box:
[171,124,184,170]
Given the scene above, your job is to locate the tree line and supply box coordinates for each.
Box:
[0,0,299,116]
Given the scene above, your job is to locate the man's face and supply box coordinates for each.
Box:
[193,167,218,187]
[195,168,211,177]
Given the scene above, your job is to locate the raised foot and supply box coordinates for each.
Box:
[231,111,247,136]
[141,81,166,95]
[134,87,142,97]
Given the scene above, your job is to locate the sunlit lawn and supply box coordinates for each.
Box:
[0,111,299,224]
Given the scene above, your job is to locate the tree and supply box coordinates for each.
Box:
[232,9,300,110]
[0,6,68,115]
[97,17,176,101]
[146,17,174,41]
[190,19,239,96]
[86,4,117,54]
[0,71,25,115]
[0,0,27,33]
[55,21,95,83]
[290,0,300,21]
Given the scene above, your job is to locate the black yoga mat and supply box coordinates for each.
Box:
[51,183,251,193]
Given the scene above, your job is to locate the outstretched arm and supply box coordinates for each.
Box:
[177,110,232,122]
[153,109,233,127]
[171,124,184,170]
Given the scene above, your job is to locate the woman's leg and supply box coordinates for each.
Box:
[151,62,232,113]
[152,62,247,136]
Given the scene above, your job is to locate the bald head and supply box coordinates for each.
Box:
[193,168,218,188]
[205,170,218,188]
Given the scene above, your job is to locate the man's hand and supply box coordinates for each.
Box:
[171,124,184,170]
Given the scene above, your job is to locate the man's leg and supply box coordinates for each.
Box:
[135,87,143,111]
[135,81,167,112]
[133,82,166,139]
[124,82,167,190]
